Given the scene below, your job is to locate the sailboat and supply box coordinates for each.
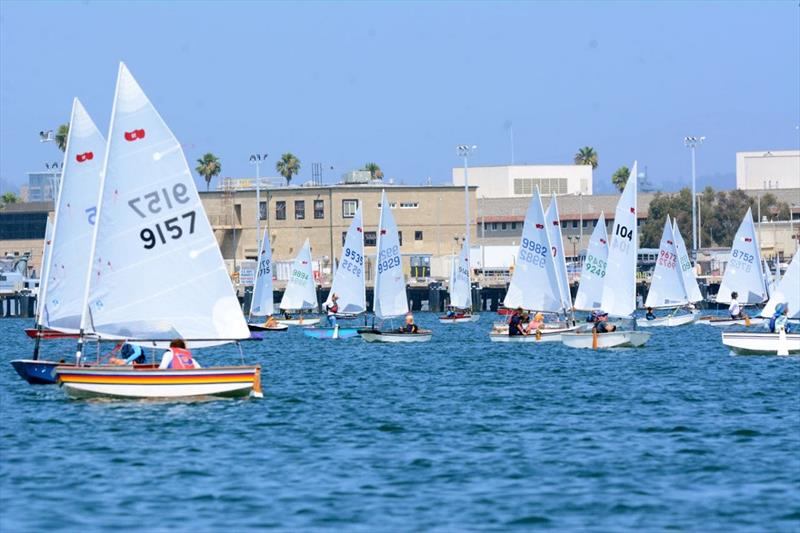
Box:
[561,162,651,349]
[636,215,700,327]
[545,193,574,316]
[722,251,800,354]
[360,191,431,343]
[276,238,320,326]
[304,207,365,339]
[699,207,767,327]
[247,227,287,332]
[54,63,261,399]
[439,242,478,323]
[13,99,105,384]
[489,187,577,343]
[573,212,609,313]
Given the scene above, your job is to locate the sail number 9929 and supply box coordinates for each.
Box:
[140,211,196,249]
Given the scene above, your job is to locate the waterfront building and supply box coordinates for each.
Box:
[20,170,61,202]
[452,163,593,198]
[736,150,800,190]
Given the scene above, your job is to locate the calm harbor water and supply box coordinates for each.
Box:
[1,315,798,532]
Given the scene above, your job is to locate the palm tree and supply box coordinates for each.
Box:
[363,162,384,180]
[276,153,301,186]
[573,146,598,169]
[611,166,630,192]
[1,192,19,205]
[55,123,69,152]
[195,153,222,192]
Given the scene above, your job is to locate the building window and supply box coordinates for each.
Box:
[491,223,498,231]
[295,200,305,220]
[511,222,517,230]
[342,199,358,218]
[561,221,567,229]
[398,231,403,246]
[572,220,578,228]
[364,231,377,247]
[276,201,286,220]
[582,220,588,228]
[314,199,324,219]
[377,202,397,209]
[415,230,423,241]
[342,232,347,245]
[400,202,419,209]
[501,223,507,230]
[258,201,267,221]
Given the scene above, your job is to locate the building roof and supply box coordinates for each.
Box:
[477,193,657,222]
[0,201,54,213]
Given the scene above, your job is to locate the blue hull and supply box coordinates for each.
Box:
[10,359,67,385]
[302,328,361,340]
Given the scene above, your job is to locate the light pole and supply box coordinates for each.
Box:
[457,144,477,245]
[249,153,268,254]
[684,135,705,257]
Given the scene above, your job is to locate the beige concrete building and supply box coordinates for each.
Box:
[736,150,800,190]
[453,164,593,198]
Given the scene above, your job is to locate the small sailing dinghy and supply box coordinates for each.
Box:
[637,216,700,327]
[698,208,767,327]
[490,188,577,343]
[13,99,105,384]
[247,227,287,332]
[277,238,321,326]
[722,252,800,355]
[54,63,261,400]
[361,191,431,343]
[562,162,651,349]
[304,207,365,339]
[439,243,479,323]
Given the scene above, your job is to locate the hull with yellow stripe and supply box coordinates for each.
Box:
[55,365,263,400]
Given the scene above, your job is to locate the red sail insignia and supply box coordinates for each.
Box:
[76,152,94,163]
[124,129,146,142]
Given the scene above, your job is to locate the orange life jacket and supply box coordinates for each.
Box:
[168,347,195,369]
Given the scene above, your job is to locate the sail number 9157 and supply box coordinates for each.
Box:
[140,211,196,249]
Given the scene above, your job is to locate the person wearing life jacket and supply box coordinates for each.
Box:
[325,293,339,327]
[108,342,146,365]
[158,339,201,369]
[400,313,419,334]
[729,292,746,320]
[769,303,791,334]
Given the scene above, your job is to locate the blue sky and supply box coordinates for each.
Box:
[1,1,798,195]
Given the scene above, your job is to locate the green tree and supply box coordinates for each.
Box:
[363,162,383,180]
[1,192,19,205]
[573,146,598,169]
[195,153,222,192]
[757,193,791,221]
[276,153,301,186]
[55,123,69,152]
[611,166,630,192]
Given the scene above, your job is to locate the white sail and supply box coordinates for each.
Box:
[36,218,54,326]
[545,193,572,311]
[716,207,767,304]
[761,252,799,318]
[448,252,456,302]
[450,242,472,309]
[574,212,609,311]
[373,190,408,319]
[600,161,639,317]
[327,207,366,314]
[82,63,249,345]
[672,219,703,303]
[279,238,318,311]
[763,258,776,297]
[645,216,688,308]
[41,99,105,332]
[249,226,273,317]
[503,187,562,313]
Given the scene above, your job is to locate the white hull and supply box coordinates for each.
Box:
[636,313,699,328]
[360,330,432,343]
[561,330,651,349]
[438,314,481,324]
[697,316,766,328]
[722,331,800,355]
[489,324,578,343]
[276,318,321,327]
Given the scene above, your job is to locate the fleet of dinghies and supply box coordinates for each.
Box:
[11,67,800,398]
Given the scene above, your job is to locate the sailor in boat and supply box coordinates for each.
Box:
[446,308,456,319]
[769,303,791,333]
[645,307,656,321]
[594,311,616,333]
[399,313,419,334]
[525,312,545,335]
[108,342,146,366]
[158,339,201,369]
[264,316,279,328]
[325,293,339,327]
[508,308,526,337]
[729,292,747,320]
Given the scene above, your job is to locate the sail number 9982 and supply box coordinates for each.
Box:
[520,237,547,268]
[140,211,196,249]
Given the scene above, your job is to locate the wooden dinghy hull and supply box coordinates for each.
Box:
[721,331,800,355]
[55,365,262,400]
[276,318,321,327]
[636,313,699,328]
[561,330,651,349]
[696,316,765,327]
[438,314,481,324]
[359,328,432,343]
[489,324,578,343]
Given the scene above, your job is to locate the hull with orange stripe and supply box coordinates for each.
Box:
[55,365,263,400]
